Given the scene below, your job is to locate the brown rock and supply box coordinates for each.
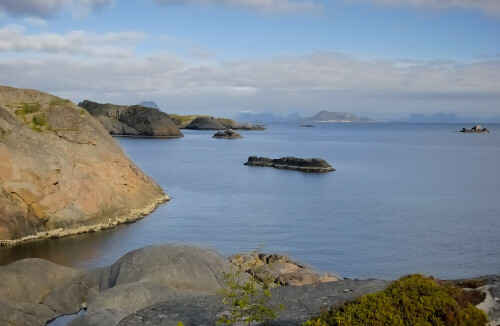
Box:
[0,86,168,244]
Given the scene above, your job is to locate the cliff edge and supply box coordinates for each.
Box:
[0,86,168,244]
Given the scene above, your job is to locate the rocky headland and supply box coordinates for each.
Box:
[460,125,490,133]
[245,156,335,172]
[0,245,497,326]
[213,129,243,139]
[170,114,265,130]
[0,86,168,245]
[78,100,183,138]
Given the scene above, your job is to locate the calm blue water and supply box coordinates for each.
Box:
[1,123,499,280]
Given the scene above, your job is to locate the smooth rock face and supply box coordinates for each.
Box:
[229,253,339,287]
[245,156,335,172]
[0,245,235,326]
[183,116,265,130]
[0,86,168,243]
[78,100,183,138]
[460,125,490,133]
[212,129,242,139]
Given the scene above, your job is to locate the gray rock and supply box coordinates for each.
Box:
[184,116,264,130]
[244,156,335,172]
[459,125,490,133]
[78,100,183,138]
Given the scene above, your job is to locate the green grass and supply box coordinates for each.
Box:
[15,102,41,115]
[32,113,46,127]
[303,274,488,326]
[49,98,72,107]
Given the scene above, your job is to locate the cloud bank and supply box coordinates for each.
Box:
[0,27,498,118]
[154,0,321,14]
[0,0,114,18]
[346,0,500,16]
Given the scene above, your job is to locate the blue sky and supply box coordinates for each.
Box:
[0,0,499,120]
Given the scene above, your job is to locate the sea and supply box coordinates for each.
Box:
[1,123,499,280]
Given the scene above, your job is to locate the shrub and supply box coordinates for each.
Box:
[32,113,46,127]
[303,274,487,326]
[217,250,284,325]
[15,102,41,115]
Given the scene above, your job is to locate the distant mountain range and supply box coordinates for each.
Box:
[138,101,160,110]
[406,112,500,123]
[301,110,374,123]
[239,110,374,123]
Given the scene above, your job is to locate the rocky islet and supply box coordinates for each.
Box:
[245,156,335,172]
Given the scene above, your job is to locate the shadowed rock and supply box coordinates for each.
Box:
[182,116,265,130]
[244,156,335,172]
[213,129,242,139]
[0,86,168,244]
[78,100,183,138]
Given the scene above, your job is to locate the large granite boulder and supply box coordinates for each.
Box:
[0,86,168,244]
[244,156,335,172]
[78,100,183,138]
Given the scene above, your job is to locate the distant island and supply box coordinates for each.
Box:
[138,101,161,110]
[301,110,374,123]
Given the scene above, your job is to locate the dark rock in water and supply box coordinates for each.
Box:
[184,116,265,130]
[245,156,335,172]
[213,129,242,139]
[300,124,315,127]
[460,125,490,133]
[78,100,183,138]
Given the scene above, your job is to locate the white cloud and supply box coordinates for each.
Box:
[155,0,321,14]
[0,0,114,18]
[0,25,146,57]
[345,0,500,16]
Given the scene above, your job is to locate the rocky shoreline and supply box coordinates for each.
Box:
[0,194,169,247]
[0,245,498,326]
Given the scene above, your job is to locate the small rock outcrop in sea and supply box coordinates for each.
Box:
[244,156,335,172]
[0,86,168,244]
[299,124,315,127]
[229,252,339,286]
[174,115,265,130]
[78,100,183,138]
[212,129,242,139]
[460,125,490,133]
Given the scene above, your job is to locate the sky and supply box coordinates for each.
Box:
[0,0,499,120]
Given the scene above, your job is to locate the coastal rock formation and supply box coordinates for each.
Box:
[460,125,490,133]
[171,114,265,130]
[0,244,497,326]
[213,129,242,139]
[0,86,168,244]
[244,156,335,172]
[229,253,339,287]
[78,100,183,138]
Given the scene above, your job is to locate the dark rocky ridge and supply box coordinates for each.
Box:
[460,125,490,133]
[182,116,265,130]
[213,129,242,139]
[245,156,335,172]
[78,100,183,138]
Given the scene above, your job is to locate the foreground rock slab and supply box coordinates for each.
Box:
[78,100,183,138]
[0,86,167,244]
[245,156,335,172]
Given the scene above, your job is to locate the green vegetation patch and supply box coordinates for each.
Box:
[15,102,41,115]
[303,274,488,326]
[49,98,73,107]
